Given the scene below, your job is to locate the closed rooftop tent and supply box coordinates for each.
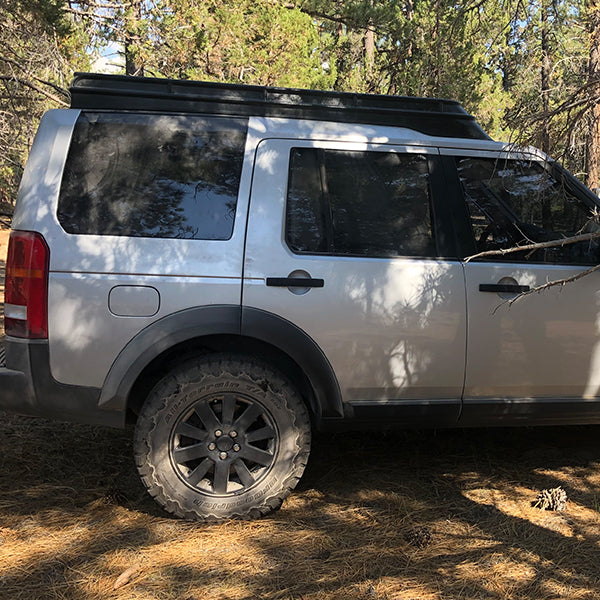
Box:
[69,72,491,140]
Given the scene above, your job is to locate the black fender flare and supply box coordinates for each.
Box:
[98,305,343,419]
[242,306,343,418]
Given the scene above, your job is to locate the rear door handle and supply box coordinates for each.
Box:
[479,283,530,293]
[266,277,324,288]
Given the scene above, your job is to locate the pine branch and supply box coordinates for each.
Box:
[0,56,69,98]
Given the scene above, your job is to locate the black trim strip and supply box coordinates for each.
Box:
[460,397,600,426]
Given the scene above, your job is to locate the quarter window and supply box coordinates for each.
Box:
[457,156,600,264]
[58,112,248,240]
[286,148,436,258]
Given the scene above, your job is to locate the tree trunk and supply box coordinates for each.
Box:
[540,0,552,228]
[124,0,143,76]
[540,0,551,155]
[364,25,374,77]
[586,0,600,194]
[364,0,375,84]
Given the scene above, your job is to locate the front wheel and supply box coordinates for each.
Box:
[134,355,311,520]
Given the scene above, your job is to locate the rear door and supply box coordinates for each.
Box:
[243,138,467,424]
[444,149,600,424]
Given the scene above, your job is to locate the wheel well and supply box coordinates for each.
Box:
[126,335,320,424]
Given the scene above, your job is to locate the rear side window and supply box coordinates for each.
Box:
[58,113,248,240]
[458,157,600,264]
[286,148,436,258]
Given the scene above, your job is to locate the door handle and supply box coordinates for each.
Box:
[479,283,530,293]
[266,277,324,288]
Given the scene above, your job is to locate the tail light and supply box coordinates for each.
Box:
[4,230,50,339]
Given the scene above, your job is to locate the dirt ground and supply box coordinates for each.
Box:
[2,224,600,599]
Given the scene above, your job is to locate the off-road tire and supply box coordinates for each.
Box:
[134,355,311,520]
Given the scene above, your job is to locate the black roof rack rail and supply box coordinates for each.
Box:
[69,72,491,141]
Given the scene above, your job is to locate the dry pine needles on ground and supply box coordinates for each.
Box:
[2,417,600,600]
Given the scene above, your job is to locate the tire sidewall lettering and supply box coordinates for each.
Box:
[190,474,280,508]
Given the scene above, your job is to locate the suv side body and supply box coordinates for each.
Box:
[2,74,600,519]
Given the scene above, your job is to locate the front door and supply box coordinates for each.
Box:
[243,138,467,423]
[447,150,600,424]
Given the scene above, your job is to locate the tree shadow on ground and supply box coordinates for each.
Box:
[2,418,600,599]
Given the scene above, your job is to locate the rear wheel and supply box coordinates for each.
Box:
[134,355,311,520]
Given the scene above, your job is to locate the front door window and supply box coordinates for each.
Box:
[457,157,600,265]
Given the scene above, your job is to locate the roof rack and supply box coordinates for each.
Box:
[70,72,491,141]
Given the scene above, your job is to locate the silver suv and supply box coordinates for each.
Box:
[2,73,600,520]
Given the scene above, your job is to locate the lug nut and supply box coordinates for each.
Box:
[215,429,222,437]
[233,444,240,452]
[230,430,238,438]
[219,452,228,460]
[208,442,216,451]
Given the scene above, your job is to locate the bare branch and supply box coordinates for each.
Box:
[464,230,600,262]
[0,56,69,97]
[0,75,69,106]
[502,263,600,308]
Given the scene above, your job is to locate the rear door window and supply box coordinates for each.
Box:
[286,147,436,258]
[58,112,248,240]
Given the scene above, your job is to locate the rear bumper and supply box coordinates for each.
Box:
[0,365,35,409]
[0,337,124,428]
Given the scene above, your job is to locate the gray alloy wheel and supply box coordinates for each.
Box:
[134,355,311,520]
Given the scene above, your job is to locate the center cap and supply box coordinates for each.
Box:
[216,436,234,452]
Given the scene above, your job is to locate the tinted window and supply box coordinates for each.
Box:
[58,112,248,240]
[286,148,435,258]
[458,157,600,264]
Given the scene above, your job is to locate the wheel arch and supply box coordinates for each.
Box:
[98,305,343,423]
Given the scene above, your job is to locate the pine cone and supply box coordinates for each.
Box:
[404,526,433,548]
[533,486,567,511]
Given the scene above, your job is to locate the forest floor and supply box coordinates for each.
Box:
[2,226,600,599]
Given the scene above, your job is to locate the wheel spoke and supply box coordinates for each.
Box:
[173,443,208,464]
[240,445,273,466]
[175,422,207,441]
[246,425,275,443]
[233,403,263,432]
[221,394,236,426]
[194,402,221,431]
[233,459,255,488]
[213,460,230,494]
[186,458,212,486]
